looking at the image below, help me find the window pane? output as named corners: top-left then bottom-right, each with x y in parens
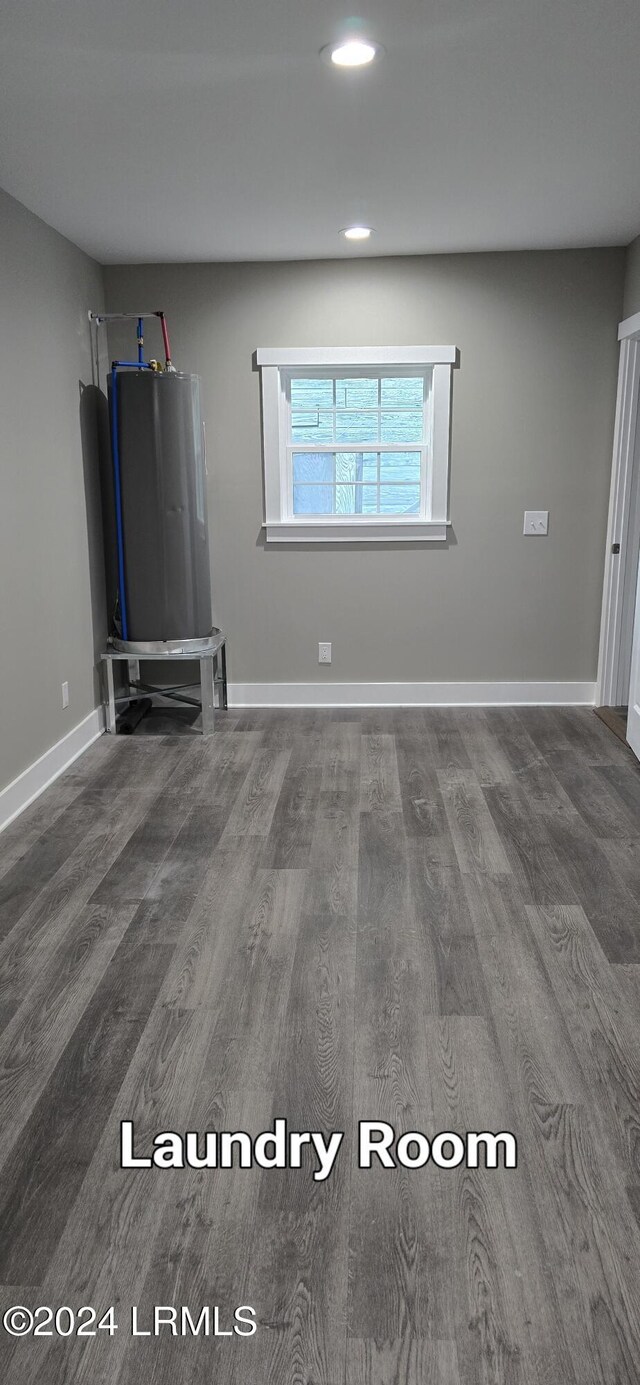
top-left (381, 376), bottom-right (424, 408)
top-left (335, 453), bottom-right (378, 482)
top-left (291, 458), bottom-right (422, 516)
top-left (379, 484), bottom-right (421, 515)
top-left (335, 377), bottom-right (378, 409)
top-left (336, 485), bottom-right (357, 514)
top-left (379, 451), bottom-right (421, 482)
top-left (335, 453), bottom-right (357, 484)
top-left (290, 377), bottom-right (333, 410)
top-left (335, 411), bottom-right (379, 444)
top-left (293, 453), bottom-right (334, 484)
top-left (334, 484), bottom-right (378, 515)
top-left (291, 410), bottom-right (334, 444)
top-left (381, 411), bottom-right (423, 444)
top-left (293, 484), bottom-right (334, 515)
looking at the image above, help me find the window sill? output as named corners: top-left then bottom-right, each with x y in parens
top-left (263, 520), bottom-right (449, 543)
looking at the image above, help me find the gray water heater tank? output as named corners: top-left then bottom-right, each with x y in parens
top-left (115, 370), bottom-right (212, 642)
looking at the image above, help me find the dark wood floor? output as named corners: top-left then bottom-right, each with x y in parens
top-left (1, 708), bottom-right (640, 1384)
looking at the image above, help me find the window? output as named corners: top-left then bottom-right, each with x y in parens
top-left (255, 347), bottom-right (456, 542)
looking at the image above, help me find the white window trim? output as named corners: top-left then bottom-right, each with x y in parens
top-left (255, 346), bottom-right (457, 543)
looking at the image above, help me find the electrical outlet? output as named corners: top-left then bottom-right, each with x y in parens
top-left (318, 642), bottom-right (332, 664)
top-left (523, 510), bottom-right (549, 536)
top-left (61, 681), bottom-right (70, 709)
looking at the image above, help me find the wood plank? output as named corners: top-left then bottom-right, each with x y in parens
top-left (246, 886), bottom-right (356, 1383)
top-left (518, 707), bottom-right (574, 760)
top-left (360, 734), bottom-right (402, 813)
top-left (358, 709), bottom-right (399, 736)
top-left (350, 805), bottom-right (447, 1344)
top-left (395, 735), bottom-right (449, 840)
top-left (542, 812), bottom-right (640, 962)
top-left (197, 866), bottom-right (307, 1092)
top-left (0, 936), bottom-right (174, 1283)
top-left (555, 708), bottom-right (635, 767)
top-left (125, 800), bottom-right (228, 945)
top-left (0, 789), bottom-right (157, 1029)
top-left (90, 794), bottom-right (191, 905)
top-left (547, 754), bottom-right (640, 838)
top-left (346, 1336), bottom-right (461, 1384)
top-left (406, 839), bottom-right (486, 1015)
top-left (261, 744), bottom-right (323, 868)
top-left (466, 871), bottom-right (640, 1383)
top-left (77, 736), bottom-right (188, 804)
top-left (483, 780), bottom-right (579, 905)
top-left (525, 1102), bottom-right (640, 1384)
top-left (426, 1015), bottom-right (577, 1385)
top-left (438, 770), bottom-right (512, 878)
top-left (457, 709), bottom-right (514, 785)
top-left (157, 835), bottom-right (267, 1011)
top-left (424, 709), bottom-right (474, 773)
top-left (0, 780), bottom-right (87, 881)
top-left (307, 789), bottom-right (359, 922)
top-left (357, 807), bottom-right (414, 931)
top-left (512, 760), bottom-right (580, 822)
top-left (256, 707), bottom-right (325, 749)
top-left (463, 873), bottom-right (588, 1107)
top-left (319, 719), bottom-right (361, 796)
top-left (0, 898), bottom-right (141, 1171)
top-left (524, 707), bottom-right (631, 773)
top-left (11, 1004), bottom-right (215, 1385)
top-left (599, 837), bottom-right (640, 908)
top-left (481, 708), bottom-right (545, 776)
top-left (614, 963), bottom-right (640, 1010)
top-left (157, 728), bottom-right (260, 800)
top-left (596, 761), bottom-right (640, 820)
top-left (0, 799), bottom-right (96, 941)
top-left (305, 720), bottom-right (360, 929)
top-left (0, 1286), bottom-right (49, 1383)
top-left (116, 1086), bottom-right (275, 1385)
top-left (219, 748), bottom-right (291, 839)
top-left (526, 904), bottom-right (640, 1184)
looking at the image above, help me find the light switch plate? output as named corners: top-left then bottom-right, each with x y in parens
top-left (523, 510), bottom-right (549, 535)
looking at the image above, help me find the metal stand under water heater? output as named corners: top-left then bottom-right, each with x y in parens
top-left (93, 312), bottom-right (225, 734)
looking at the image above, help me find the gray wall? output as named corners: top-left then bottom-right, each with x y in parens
top-left (0, 188), bottom-right (105, 793)
top-left (105, 250), bottom-right (624, 688)
top-left (623, 234), bottom-right (640, 318)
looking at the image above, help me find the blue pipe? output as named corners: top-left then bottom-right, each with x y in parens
top-left (137, 317), bottom-right (144, 365)
top-left (112, 361), bottom-right (152, 369)
top-left (109, 357), bottom-right (154, 642)
top-left (110, 366), bottom-right (129, 642)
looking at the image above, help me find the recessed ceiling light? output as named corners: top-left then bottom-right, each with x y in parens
top-left (342, 225), bottom-right (373, 241)
top-left (323, 38), bottom-right (382, 68)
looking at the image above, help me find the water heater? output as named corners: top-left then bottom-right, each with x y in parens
top-left (95, 311), bottom-right (214, 653)
top-left (112, 370), bottom-right (212, 644)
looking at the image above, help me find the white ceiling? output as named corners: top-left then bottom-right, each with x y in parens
top-left (1, 0), bottom-right (639, 264)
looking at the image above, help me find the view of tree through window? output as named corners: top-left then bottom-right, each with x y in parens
top-left (289, 373), bottom-right (428, 516)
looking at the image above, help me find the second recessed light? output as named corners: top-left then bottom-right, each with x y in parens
top-left (324, 38), bottom-right (382, 68)
top-left (342, 225), bottom-right (373, 241)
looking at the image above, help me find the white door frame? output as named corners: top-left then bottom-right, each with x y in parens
top-left (596, 310), bottom-right (640, 706)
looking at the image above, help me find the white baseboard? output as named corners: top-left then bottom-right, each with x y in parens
top-left (229, 681), bottom-right (596, 708)
top-left (0, 707), bottom-right (105, 835)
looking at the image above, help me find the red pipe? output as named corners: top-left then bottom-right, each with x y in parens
top-left (157, 312), bottom-right (172, 369)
